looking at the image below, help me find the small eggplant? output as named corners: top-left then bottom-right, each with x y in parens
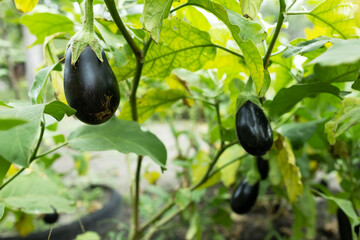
top-left (235, 100), bottom-right (273, 156)
top-left (64, 46), bottom-right (120, 125)
top-left (257, 156), bottom-right (269, 180)
top-left (230, 178), bottom-right (259, 214)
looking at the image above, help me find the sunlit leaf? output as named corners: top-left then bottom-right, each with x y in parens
top-left (119, 88), bottom-right (187, 123)
top-left (308, 0), bottom-right (357, 39)
top-left (217, 145), bottom-right (244, 187)
top-left (310, 39), bottom-right (360, 66)
top-left (115, 18), bottom-right (216, 80)
top-left (14, 0), bottom-right (38, 13)
top-left (187, 0), bottom-right (266, 94)
top-left (20, 13), bottom-right (74, 46)
top-left (144, 171), bottom-right (161, 184)
top-left (142, 0), bottom-right (173, 43)
top-left (275, 135), bottom-right (303, 203)
top-left (192, 150), bottom-right (221, 189)
top-left (325, 97), bottom-right (360, 144)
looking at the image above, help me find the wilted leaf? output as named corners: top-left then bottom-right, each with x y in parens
top-left (144, 171), bottom-right (161, 184)
top-left (275, 135), bottom-right (303, 203)
top-left (15, 214), bottom-right (34, 237)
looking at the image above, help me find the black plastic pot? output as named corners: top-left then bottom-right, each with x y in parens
top-left (1, 185), bottom-right (121, 240)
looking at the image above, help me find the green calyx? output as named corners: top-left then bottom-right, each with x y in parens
top-left (66, 0), bottom-right (103, 65)
top-left (67, 30), bottom-right (103, 65)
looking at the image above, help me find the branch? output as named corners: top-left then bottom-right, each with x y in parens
top-left (104, 0), bottom-right (143, 61)
top-left (263, 0), bottom-right (286, 69)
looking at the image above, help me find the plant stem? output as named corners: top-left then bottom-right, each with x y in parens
top-left (139, 141), bottom-right (238, 234)
top-left (84, 0), bottom-right (94, 32)
top-left (104, 0), bottom-right (143, 61)
top-left (263, 0), bottom-right (286, 69)
top-left (215, 98), bottom-right (224, 147)
top-left (132, 155), bottom-right (143, 237)
top-left (170, 3), bottom-right (190, 13)
top-left (287, 10), bottom-right (309, 15)
top-left (0, 168), bottom-right (25, 191)
top-left (34, 142), bottom-right (68, 159)
top-left (209, 154), bottom-right (247, 177)
top-left (0, 120), bottom-right (45, 191)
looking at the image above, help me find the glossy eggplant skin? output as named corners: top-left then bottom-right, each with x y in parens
top-left (257, 156), bottom-right (269, 180)
top-left (337, 208), bottom-right (352, 240)
top-left (230, 178), bottom-right (259, 214)
top-left (64, 46), bottom-right (120, 125)
top-left (235, 100), bottom-right (273, 156)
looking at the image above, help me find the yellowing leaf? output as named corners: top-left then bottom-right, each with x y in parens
top-left (144, 171), bottom-right (161, 184)
top-left (192, 150), bottom-right (221, 189)
top-left (275, 135), bottom-right (303, 203)
top-left (166, 74), bottom-right (194, 107)
top-left (15, 214), bottom-right (34, 237)
top-left (217, 145), bottom-right (244, 187)
top-left (14, 0), bottom-right (38, 13)
top-left (308, 0), bottom-right (357, 39)
top-left (119, 88), bottom-right (187, 123)
top-left (325, 97), bottom-right (360, 144)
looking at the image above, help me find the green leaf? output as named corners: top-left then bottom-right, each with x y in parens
top-left (269, 83), bottom-right (341, 119)
top-left (274, 135), bottom-right (303, 203)
top-left (0, 99), bottom-right (11, 108)
top-left (68, 118), bottom-right (167, 167)
top-left (29, 62), bottom-right (62, 104)
top-left (0, 157), bottom-right (10, 185)
top-left (191, 150), bottom-right (221, 189)
top-left (175, 188), bottom-right (192, 210)
top-left (282, 36), bottom-right (333, 58)
top-left (292, 185), bottom-right (317, 239)
top-left (316, 191), bottom-right (360, 230)
top-left (116, 18), bottom-right (216, 80)
top-left (325, 97), bottom-right (360, 144)
top-left (0, 171), bottom-right (74, 214)
top-left (313, 62), bottom-right (360, 83)
top-left (119, 88), bottom-right (187, 123)
top-left (75, 232), bottom-right (101, 240)
top-left (0, 105), bottom-right (44, 167)
top-left (277, 120), bottom-right (322, 149)
top-left (187, 0), bottom-right (265, 94)
top-left (310, 39), bottom-right (360, 66)
top-left (308, 0), bottom-right (357, 39)
top-left (0, 203), bottom-right (4, 220)
top-left (44, 100), bottom-right (76, 121)
top-left (0, 118), bottom-right (27, 130)
top-left (14, 0), bottom-right (38, 12)
top-left (142, 0), bottom-right (173, 43)
top-left (241, 0), bottom-right (263, 19)
top-left (20, 13), bottom-right (74, 46)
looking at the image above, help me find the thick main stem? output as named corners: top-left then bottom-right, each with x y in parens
top-left (84, 0), bottom-right (94, 32)
top-left (263, 0), bottom-right (286, 69)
